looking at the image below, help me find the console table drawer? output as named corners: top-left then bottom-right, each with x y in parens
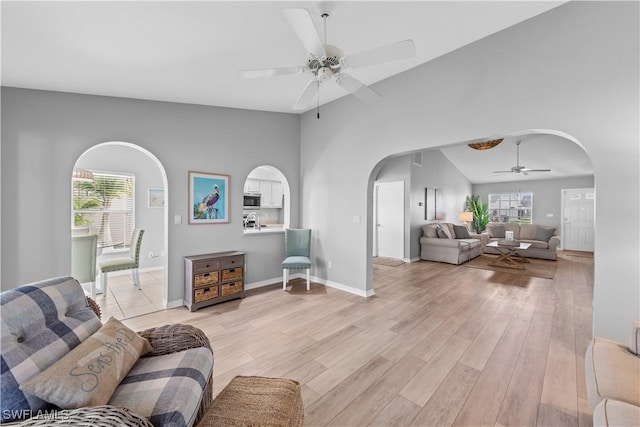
top-left (193, 260), bottom-right (221, 274)
top-left (194, 271), bottom-right (219, 288)
top-left (221, 281), bottom-right (243, 297)
top-left (222, 267), bottom-right (243, 281)
top-left (194, 286), bottom-right (219, 302)
top-left (221, 255), bottom-right (243, 269)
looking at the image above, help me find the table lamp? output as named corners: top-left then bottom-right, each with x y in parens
top-left (458, 211), bottom-right (474, 228)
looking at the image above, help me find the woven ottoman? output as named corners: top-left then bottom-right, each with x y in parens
top-left (199, 376), bottom-right (304, 427)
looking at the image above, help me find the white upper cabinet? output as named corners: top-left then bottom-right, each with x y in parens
top-left (244, 179), bottom-right (260, 193)
top-left (259, 180), bottom-right (283, 208)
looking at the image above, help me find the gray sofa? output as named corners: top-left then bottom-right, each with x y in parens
top-left (480, 222), bottom-right (560, 260)
top-left (420, 223), bottom-right (482, 265)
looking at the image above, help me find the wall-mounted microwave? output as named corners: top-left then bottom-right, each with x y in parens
top-left (243, 193), bottom-right (261, 209)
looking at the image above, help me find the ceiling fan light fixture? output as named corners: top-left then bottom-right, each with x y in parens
top-left (468, 138), bottom-right (503, 150)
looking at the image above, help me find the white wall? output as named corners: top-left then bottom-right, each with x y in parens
top-left (300, 2), bottom-right (639, 342)
top-left (1, 89), bottom-right (301, 306)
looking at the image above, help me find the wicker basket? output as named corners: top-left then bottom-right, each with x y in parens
top-left (221, 268), bottom-right (242, 281)
top-left (195, 272), bottom-right (219, 287)
top-left (221, 281), bottom-right (243, 297)
top-left (195, 286), bottom-right (219, 302)
top-left (199, 376), bottom-right (303, 427)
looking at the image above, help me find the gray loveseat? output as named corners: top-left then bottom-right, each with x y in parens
top-left (1, 276), bottom-right (213, 426)
top-left (420, 222), bottom-right (482, 265)
top-left (481, 222), bottom-right (560, 260)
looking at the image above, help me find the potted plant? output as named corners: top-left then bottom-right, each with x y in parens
top-left (465, 195), bottom-right (490, 233)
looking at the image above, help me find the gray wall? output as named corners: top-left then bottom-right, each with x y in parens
top-left (410, 149), bottom-right (473, 260)
top-left (299, 2), bottom-right (639, 342)
top-left (1, 88), bottom-right (301, 307)
top-left (374, 149), bottom-right (477, 261)
top-left (473, 175), bottom-right (595, 231)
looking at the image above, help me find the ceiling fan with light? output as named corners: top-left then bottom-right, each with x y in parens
top-left (239, 8), bottom-right (416, 115)
top-left (493, 141), bottom-right (551, 175)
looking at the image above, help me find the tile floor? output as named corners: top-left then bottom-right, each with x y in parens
top-left (83, 269), bottom-right (165, 320)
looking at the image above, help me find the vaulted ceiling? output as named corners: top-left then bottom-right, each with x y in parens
top-left (2, 1), bottom-right (593, 183)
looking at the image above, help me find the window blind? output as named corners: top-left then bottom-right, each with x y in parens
top-left (488, 192), bottom-right (533, 224)
top-left (73, 171), bottom-right (135, 248)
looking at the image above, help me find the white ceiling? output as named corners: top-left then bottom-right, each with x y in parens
top-left (439, 133), bottom-right (593, 184)
top-left (1, 0), bottom-right (593, 183)
top-left (2, 0), bottom-right (566, 114)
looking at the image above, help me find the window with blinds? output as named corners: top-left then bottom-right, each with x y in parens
top-left (488, 192), bottom-right (533, 224)
top-left (72, 171), bottom-right (135, 248)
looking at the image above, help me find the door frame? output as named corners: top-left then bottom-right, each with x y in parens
top-left (560, 187), bottom-right (595, 252)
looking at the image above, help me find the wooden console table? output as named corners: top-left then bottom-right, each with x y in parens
top-left (184, 251), bottom-right (245, 312)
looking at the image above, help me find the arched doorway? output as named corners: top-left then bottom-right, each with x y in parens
top-left (71, 141), bottom-right (169, 319)
top-left (366, 129), bottom-right (594, 294)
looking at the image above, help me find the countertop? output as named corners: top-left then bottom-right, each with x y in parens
top-left (243, 224), bottom-right (285, 235)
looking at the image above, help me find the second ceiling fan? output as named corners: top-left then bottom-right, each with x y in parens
top-left (493, 141), bottom-right (551, 175)
top-left (239, 8), bottom-right (416, 112)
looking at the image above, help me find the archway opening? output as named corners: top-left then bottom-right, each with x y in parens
top-left (71, 141), bottom-right (169, 319)
top-left (243, 165), bottom-right (291, 233)
top-left (366, 129), bottom-right (594, 294)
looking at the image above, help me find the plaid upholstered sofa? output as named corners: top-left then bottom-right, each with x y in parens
top-left (1, 276), bottom-right (213, 426)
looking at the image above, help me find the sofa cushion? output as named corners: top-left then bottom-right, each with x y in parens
top-left (487, 224), bottom-right (505, 238)
top-left (533, 226), bottom-right (556, 242)
top-left (519, 239), bottom-right (550, 249)
top-left (458, 239), bottom-right (481, 251)
top-left (436, 227), bottom-right (449, 238)
top-left (20, 317), bottom-right (152, 409)
top-left (593, 399), bottom-right (640, 427)
top-left (1, 277), bottom-right (102, 422)
top-left (109, 347), bottom-right (214, 427)
top-left (585, 337), bottom-right (640, 408)
top-left (519, 223), bottom-right (537, 239)
top-left (423, 224), bottom-right (439, 238)
top-left (453, 225), bottom-right (471, 239)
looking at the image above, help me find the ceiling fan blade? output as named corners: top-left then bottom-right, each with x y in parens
top-left (522, 169), bottom-right (551, 172)
top-left (239, 66), bottom-right (305, 79)
top-left (492, 170), bottom-right (513, 174)
top-left (293, 80), bottom-right (319, 110)
top-left (336, 73), bottom-right (381, 104)
top-left (283, 8), bottom-right (326, 58)
top-left (345, 39), bottom-right (416, 69)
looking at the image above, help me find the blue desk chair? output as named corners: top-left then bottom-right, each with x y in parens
top-left (282, 228), bottom-right (311, 291)
top-left (71, 234), bottom-right (98, 298)
top-left (98, 229), bottom-right (145, 297)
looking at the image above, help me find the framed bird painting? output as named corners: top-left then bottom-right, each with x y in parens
top-left (189, 171), bottom-right (230, 224)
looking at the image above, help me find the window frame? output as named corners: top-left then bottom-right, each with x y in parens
top-left (72, 170), bottom-right (135, 250)
top-left (488, 191), bottom-right (533, 224)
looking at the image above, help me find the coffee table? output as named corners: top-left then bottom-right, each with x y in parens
top-left (486, 241), bottom-right (532, 270)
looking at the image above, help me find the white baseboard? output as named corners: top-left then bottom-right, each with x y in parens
top-left (245, 274), bottom-right (374, 297)
top-left (165, 299), bottom-right (183, 309)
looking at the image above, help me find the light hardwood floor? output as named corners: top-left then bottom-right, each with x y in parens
top-left (123, 251), bottom-right (594, 426)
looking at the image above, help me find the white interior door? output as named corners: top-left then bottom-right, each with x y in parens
top-left (562, 188), bottom-right (595, 252)
top-left (374, 181), bottom-right (404, 260)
